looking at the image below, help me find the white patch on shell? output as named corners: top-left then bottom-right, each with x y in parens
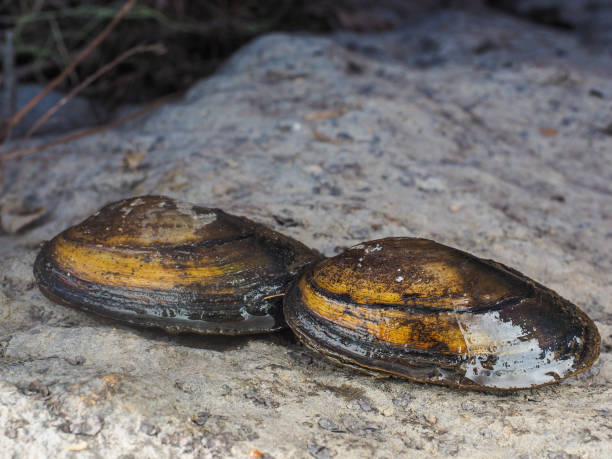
top-left (174, 200), bottom-right (216, 228)
top-left (120, 207), bottom-right (132, 217)
top-left (129, 198), bottom-right (145, 207)
top-left (395, 276), bottom-right (404, 282)
top-left (352, 244), bottom-right (365, 250)
top-left (455, 310), bottom-right (576, 389)
top-left (364, 243), bottom-right (382, 254)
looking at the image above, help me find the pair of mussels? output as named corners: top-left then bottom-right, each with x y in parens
top-left (34, 196), bottom-right (600, 391)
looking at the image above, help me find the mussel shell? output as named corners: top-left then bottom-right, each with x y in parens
top-left (284, 238), bottom-right (600, 390)
top-left (34, 196), bottom-right (322, 334)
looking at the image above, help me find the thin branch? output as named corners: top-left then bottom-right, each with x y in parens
top-left (0, 41), bottom-right (95, 87)
top-left (25, 43), bottom-right (165, 139)
top-left (2, 30), bottom-right (17, 136)
top-left (49, 16), bottom-right (78, 86)
top-left (0, 28), bottom-right (15, 191)
top-left (4, 0), bottom-right (137, 132)
top-left (2, 92), bottom-right (179, 162)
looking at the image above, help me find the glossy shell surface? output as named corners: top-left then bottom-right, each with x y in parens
top-left (34, 196), bottom-right (322, 334)
top-left (284, 238), bottom-right (600, 390)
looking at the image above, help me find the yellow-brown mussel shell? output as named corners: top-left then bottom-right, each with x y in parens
top-left (284, 238), bottom-right (600, 390)
top-left (34, 196), bottom-right (322, 334)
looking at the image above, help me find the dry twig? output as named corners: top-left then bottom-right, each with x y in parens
top-left (25, 42), bottom-right (166, 139)
top-left (1, 30), bottom-right (16, 120)
top-left (3, 0), bottom-right (137, 135)
top-left (1, 93), bottom-right (179, 162)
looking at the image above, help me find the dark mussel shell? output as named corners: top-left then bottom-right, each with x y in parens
top-left (284, 238), bottom-right (600, 390)
top-left (34, 196), bottom-right (322, 334)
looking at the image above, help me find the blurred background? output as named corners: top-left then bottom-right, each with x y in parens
top-left (1, 0), bottom-right (611, 139)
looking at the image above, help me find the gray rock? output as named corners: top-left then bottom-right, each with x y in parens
top-left (8, 84), bottom-right (110, 138)
top-left (1, 9), bottom-right (611, 458)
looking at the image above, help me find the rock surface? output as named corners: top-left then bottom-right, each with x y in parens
top-left (9, 84), bottom-right (111, 138)
top-left (1, 9), bottom-right (611, 458)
